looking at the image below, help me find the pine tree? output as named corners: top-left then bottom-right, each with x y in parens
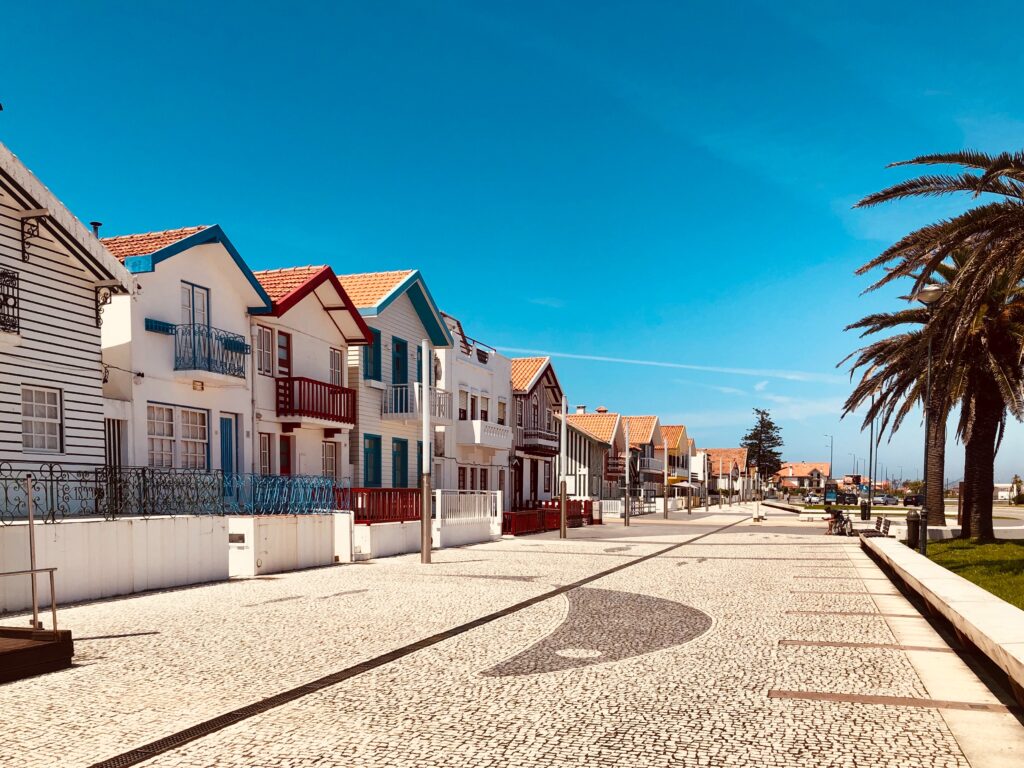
top-left (742, 408), bottom-right (783, 480)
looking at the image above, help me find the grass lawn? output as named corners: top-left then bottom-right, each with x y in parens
top-left (927, 539), bottom-right (1024, 610)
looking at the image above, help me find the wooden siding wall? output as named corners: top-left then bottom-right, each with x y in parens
top-left (0, 183), bottom-right (107, 469)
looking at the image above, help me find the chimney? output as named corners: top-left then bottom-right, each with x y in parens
top-left (90, 221), bottom-right (102, 237)
top-left (576, 405), bottom-right (587, 414)
top-left (595, 406), bottom-right (608, 414)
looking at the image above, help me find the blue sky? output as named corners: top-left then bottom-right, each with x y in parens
top-left (4, 0), bottom-right (1024, 482)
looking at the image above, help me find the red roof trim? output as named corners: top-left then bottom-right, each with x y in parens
top-left (266, 267), bottom-right (374, 345)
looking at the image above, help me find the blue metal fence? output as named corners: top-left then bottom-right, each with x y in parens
top-left (0, 464), bottom-right (350, 524)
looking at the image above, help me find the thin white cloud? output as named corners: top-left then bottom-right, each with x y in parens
top-left (498, 347), bottom-right (844, 384)
top-left (754, 380), bottom-right (769, 392)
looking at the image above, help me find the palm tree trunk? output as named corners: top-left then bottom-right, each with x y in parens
top-left (925, 402), bottom-right (946, 527)
top-left (964, 381), bottom-right (1003, 543)
top-left (959, 450), bottom-right (974, 540)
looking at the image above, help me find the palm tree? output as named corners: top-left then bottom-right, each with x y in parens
top-left (844, 254), bottom-right (1024, 540)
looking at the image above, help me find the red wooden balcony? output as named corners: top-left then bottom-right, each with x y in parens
top-left (345, 487), bottom-right (422, 524)
top-left (276, 377), bottom-right (356, 425)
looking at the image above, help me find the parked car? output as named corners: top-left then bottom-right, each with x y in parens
top-left (805, 493), bottom-right (822, 504)
top-left (903, 494), bottom-right (924, 506)
top-left (837, 492), bottom-right (858, 505)
top-left (878, 494), bottom-right (898, 506)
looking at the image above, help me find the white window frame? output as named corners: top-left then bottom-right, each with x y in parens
top-left (146, 404), bottom-right (175, 468)
top-left (179, 408), bottom-right (209, 469)
top-left (259, 433), bottom-right (273, 475)
top-left (330, 348), bottom-right (344, 386)
top-left (22, 387), bottom-right (63, 454)
top-left (256, 326), bottom-right (274, 376)
top-left (322, 441), bottom-right (339, 479)
top-left (146, 404), bottom-right (209, 469)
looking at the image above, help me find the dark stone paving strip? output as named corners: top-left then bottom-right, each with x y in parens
top-left (785, 610), bottom-right (921, 618)
top-left (87, 517), bottom-right (747, 768)
top-left (768, 689), bottom-right (1016, 713)
top-left (793, 575), bottom-right (890, 580)
top-left (779, 639), bottom-right (955, 653)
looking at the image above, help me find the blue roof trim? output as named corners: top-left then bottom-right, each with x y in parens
top-left (362, 270), bottom-right (453, 348)
top-left (123, 225), bottom-right (273, 313)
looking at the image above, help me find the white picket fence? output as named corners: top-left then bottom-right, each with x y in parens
top-left (433, 490), bottom-right (502, 546)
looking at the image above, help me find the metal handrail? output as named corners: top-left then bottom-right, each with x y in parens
top-left (0, 567), bottom-right (58, 638)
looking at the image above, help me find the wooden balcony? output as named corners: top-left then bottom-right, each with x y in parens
top-left (276, 377), bottom-right (356, 426)
top-left (515, 426), bottom-right (559, 456)
top-left (639, 456), bottom-right (664, 474)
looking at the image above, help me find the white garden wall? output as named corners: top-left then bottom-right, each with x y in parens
top-left (0, 516), bottom-right (228, 613)
top-left (227, 514), bottom-right (350, 577)
top-left (353, 521), bottom-right (423, 560)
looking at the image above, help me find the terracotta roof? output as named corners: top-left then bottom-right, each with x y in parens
top-left (773, 462), bottom-right (831, 480)
top-left (510, 357), bottom-right (549, 392)
top-left (253, 266), bottom-right (329, 302)
top-left (335, 270), bottom-right (415, 309)
top-left (623, 416), bottom-right (657, 447)
top-left (705, 447), bottom-right (750, 476)
top-left (101, 226), bottom-right (210, 262)
top-left (661, 425), bottom-right (687, 450)
top-left (565, 412), bottom-right (619, 444)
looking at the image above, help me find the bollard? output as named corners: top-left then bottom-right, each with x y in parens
top-left (860, 499), bottom-right (870, 521)
top-left (906, 509), bottom-right (920, 550)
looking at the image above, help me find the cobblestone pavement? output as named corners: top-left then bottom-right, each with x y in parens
top-left (2, 505), bottom-right (1022, 767)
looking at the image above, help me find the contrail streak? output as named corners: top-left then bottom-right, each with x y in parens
top-left (497, 347), bottom-right (844, 384)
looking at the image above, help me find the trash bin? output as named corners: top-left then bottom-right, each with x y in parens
top-left (860, 499), bottom-right (871, 521)
top-left (906, 509), bottom-right (920, 549)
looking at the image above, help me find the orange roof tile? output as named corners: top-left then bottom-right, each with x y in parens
top-left (565, 412), bottom-right (619, 444)
top-left (510, 357), bottom-right (549, 392)
top-left (773, 462), bottom-right (831, 479)
top-left (623, 416), bottom-right (657, 447)
top-left (101, 226), bottom-right (210, 262)
top-left (253, 265), bottom-right (329, 302)
top-left (705, 448), bottom-right (750, 476)
top-left (335, 270), bottom-right (415, 309)
top-left (661, 425), bottom-right (686, 449)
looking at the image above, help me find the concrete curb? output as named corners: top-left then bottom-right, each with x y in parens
top-left (862, 535), bottom-right (1024, 707)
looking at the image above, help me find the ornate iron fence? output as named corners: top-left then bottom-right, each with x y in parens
top-left (173, 323), bottom-right (250, 378)
top-left (0, 269), bottom-right (18, 334)
top-left (0, 464), bottom-right (349, 523)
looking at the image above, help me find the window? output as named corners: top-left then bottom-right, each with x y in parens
top-left (458, 466), bottom-right (466, 490)
top-left (180, 283), bottom-right (209, 326)
top-left (459, 390), bottom-right (469, 421)
top-left (481, 396), bottom-right (490, 422)
top-left (279, 435), bottom-right (293, 475)
top-left (546, 408), bottom-right (553, 432)
top-left (363, 328), bottom-right (382, 380)
top-left (470, 395), bottom-right (478, 421)
top-left (22, 387), bottom-right (63, 453)
top-left (146, 405), bottom-right (174, 467)
top-left (543, 461), bottom-right (551, 493)
top-left (363, 435), bottom-right (382, 487)
top-left (277, 331), bottom-right (292, 377)
top-left (498, 470), bottom-right (505, 494)
top-left (392, 438), bottom-right (409, 488)
top-left (256, 327), bottom-right (273, 375)
top-left (516, 400), bottom-right (523, 427)
top-left (469, 467), bottom-right (477, 490)
top-left (322, 441), bottom-right (338, 479)
top-left (531, 396), bottom-right (539, 428)
top-left (180, 408), bottom-right (208, 469)
top-left (497, 400), bottom-right (506, 426)
top-left (416, 345), bottom-right (422, 383)
top-left (330, 348), bottom-right (343, 386)
top-left (259, 433), bottom-right (272, 474)
top-left (479, 468), bottom-right (488, 491)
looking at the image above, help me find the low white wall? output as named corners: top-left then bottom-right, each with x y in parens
top-left (353, 521), bottom-right (422, 560)
top-left (434, 518), bottom-right (497, 548)
top-left (0, 516), bottom-right (229, 613)
top-left (227, 514), bottom-right (340, 577)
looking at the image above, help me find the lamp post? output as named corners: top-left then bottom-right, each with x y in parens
top-left (559, 395), bottom-right (567, 539)
top-left (624, 420), bottom-right (631, 527)
top-left (420, 339), bottom-right (432, 564)
top-left (663, 437), bottom-right (669, 519)
top-left (824, 434), bottom-right (833, 480)
top-left (914, 283), bottom-right (944, 555)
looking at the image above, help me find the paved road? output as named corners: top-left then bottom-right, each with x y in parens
top-left (2, 506), bottom-right (1022, 767)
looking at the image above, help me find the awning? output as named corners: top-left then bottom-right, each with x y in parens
top-left (671, 481), bottom-right (698, 489)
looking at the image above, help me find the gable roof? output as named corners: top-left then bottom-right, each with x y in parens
top-left (510, 357), bottom-right (549, 392)
top-left (773, 461), bottom-right (831, 479)
top-left (252, 265), bottom-right (373, 345)
top-left (623, 416), bottom-right (660, 447)
top-left (565, 412), bottom-right (620, 445)
top-left (101, 226), bottom-right (210, 262)
top-left (705, 447), bottom-right (750, 476)
top-left (0, 141), bottom-right (131, 291)
top-left (336, 269), bottom-right (452, 348)
top-left (661, 424), bottom-right (689, 452)
top-left (101, 224), bottom-right (272, 312)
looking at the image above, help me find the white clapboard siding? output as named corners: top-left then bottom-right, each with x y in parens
top-left (347, 292), bottom-right (436, 488)
top-left (0, 185), bottom-right (109, 471)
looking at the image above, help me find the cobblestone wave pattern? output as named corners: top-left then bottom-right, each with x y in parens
top-left (483, 586), bottom-right (712, 676)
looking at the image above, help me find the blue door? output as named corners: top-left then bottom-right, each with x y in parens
top-left (392, 337), bottom-right (409, 413)
top-left (220, 416), bottom-right (235, 475)
top-left (392, 438), bottom-right (408, 488)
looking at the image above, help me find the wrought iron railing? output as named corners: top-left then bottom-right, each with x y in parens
top-left (174, 323), bottom-right (250, 378)
top-left (276, 376), bottom-right (356, 424)
top-left (0, 269), bottom-right (19, 334)
top-left (0, 463), bottom-right (349, 523)
top-left (381, 384), bottom-right (453, 420)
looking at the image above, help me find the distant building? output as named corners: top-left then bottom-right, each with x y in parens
top-left (772, 462), bottom-right (831, 491)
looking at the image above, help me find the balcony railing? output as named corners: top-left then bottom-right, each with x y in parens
top-left (456, 419), bottom-right (512, 449)
top-left (0, 269), bottom-right (18, 334)
top-left (639, 456), bottom-right (664, 473)
top-left (174, 323), bottom-right (250, 378)
top-left (604, 454), bottom-right (626, 478)
top-left (381, 383), bottom-right (453, 421)
top-left (514, 426), bottom-right (559, 455)
top-left (276, 377), bottom-right (356, 425)
top-left (347, 487), bottom-right (422, 524)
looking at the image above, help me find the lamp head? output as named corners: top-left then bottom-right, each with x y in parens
top-left (915, 283), bottom-right (945, 306)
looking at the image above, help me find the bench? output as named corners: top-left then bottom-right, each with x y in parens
top-left (860, 517), bottom-right (891, 539)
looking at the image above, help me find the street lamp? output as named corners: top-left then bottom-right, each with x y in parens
top-left (824, 434), bottom-right (833, 480)
top-left (914, 282), bottom-right (945, 555)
